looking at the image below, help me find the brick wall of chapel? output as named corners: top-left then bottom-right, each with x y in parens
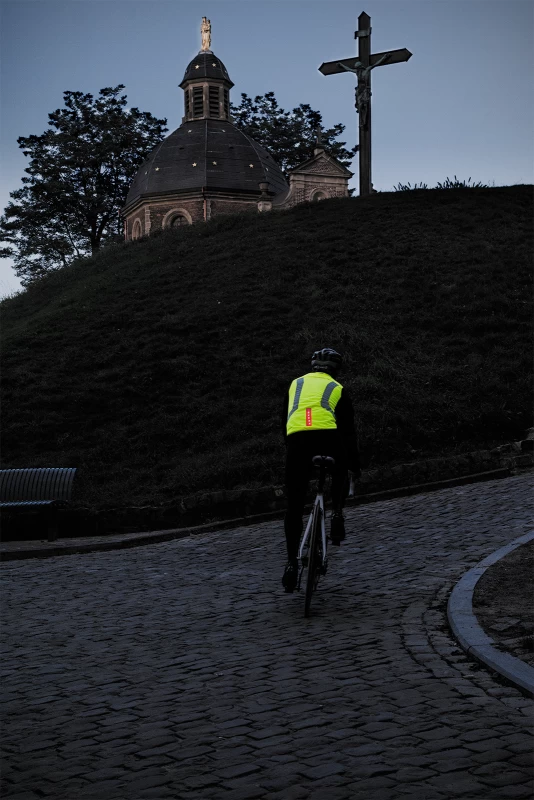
top-left (149, 200), bottom-right (205, 231)
top-left (125, 197), bottom-right (259, 240)
top-left (208, 199), bottom-right (258, 220)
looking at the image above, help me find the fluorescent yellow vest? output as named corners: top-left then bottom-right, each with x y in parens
top-left (286, 372), bottom-right (342, 436)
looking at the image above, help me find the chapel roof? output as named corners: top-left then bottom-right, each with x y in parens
top-left (180, 52), bottom-right (234, 88)
top-left (124, 119), bottom-right (288, 209)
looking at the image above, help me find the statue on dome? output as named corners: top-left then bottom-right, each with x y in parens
top-left (201, 17), bottom-right (211, 51)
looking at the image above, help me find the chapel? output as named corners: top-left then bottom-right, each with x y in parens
top-left (122, 19), bottom-right (352, 240)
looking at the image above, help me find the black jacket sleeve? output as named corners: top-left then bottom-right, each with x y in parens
top-left (335, 388), bottom-right (361, 475)
top-left (282, 391), bottom-right (289, 443)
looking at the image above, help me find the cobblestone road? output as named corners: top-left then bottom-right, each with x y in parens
top-left (1, 474), bottom-right (533, 800)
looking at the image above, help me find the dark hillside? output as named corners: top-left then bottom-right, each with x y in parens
top-left (1, 185), bottom-right (532, 507)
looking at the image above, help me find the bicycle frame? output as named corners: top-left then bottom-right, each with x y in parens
top-left (298, 456), bottom-right (332, 572)
top-left (298, 490), bottom-right (327, 569)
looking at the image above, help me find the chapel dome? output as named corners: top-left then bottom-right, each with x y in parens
top-left (124, 119), bottom-right (288, 209)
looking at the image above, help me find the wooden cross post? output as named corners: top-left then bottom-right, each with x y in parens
top-left (319, 11), bottom-right (412, 197)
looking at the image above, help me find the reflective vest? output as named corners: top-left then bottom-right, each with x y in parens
top-left (286, 372), bottom-right (343, 436)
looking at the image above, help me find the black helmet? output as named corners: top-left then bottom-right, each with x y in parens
top-left (311, 348), bottom-right (343, 373)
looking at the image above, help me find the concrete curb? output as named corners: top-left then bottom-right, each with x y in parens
top-left (447, 530), bottom-right (534, 698)
top-left (0, 513), bottom-right (283, 562)
top-left (0, 467), bottom-right (516, 562)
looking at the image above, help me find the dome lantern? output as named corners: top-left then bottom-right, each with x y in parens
top-left (179, 18), bottom-right (234, 123)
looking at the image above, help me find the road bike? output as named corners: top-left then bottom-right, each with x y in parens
top-left (297, 455), bottom-right (336, 618)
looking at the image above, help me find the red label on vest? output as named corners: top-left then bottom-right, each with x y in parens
top-left (305, 408), bottom-right (312, 427)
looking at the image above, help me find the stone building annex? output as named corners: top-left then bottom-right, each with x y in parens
top-left (122, 19), bottom-right (352, 240)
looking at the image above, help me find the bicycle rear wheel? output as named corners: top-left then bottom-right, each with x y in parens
top-left (304, 505), bottom-right (322, 618)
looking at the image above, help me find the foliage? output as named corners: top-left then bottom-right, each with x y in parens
top-left (231, 91), bottom-right (358, 176)
top-left (1, 185), bottom-right (532, 508)
top-left (435, 176), bottom-right (490, 189)
top-left (394, 175), bottom-right (490, 192)
top-left (0, 86), bottom-right (167, 285)
top-left (393, 181), bottom-right (430, 191)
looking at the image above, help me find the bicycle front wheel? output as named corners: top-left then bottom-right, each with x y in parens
top-left (304, 505), bottom-right (322, 618)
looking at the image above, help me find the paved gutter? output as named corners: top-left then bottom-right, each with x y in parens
top-left (447, 529), bottom-right (534, 698)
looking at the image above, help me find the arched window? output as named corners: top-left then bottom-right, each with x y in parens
top-left (132, 219), bottom-right (142, 240)
top-left (169, 215), bottom-right (188, 228)
top-left (311, 190), bottom-right (327, 202)
top-left (162, 208), bottom-right (193, 229)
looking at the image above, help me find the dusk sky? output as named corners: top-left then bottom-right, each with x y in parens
top-left (1, 0), bottom-right (532, 297)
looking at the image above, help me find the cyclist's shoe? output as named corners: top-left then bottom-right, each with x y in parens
top-left (282, 558), bottom-right (299, 593)
top-left (330, 512), bottom-right (346, 546)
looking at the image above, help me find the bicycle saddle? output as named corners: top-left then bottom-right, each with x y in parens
top-left (312, 455), bottom-right (336, 470)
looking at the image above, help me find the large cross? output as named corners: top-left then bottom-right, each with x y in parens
top-left (319, 11), bottom-right (412, 197)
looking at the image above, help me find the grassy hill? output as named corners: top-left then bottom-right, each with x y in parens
top-left (1, 185), bottom-right (532, 508)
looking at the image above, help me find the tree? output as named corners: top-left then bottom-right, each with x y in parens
top-left (231, 91), bottom-right (358, 176)
top-left (0, 86), bottom-right (167, 285)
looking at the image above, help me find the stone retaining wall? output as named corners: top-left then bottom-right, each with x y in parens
top-left (2, 440), bottom-right (532, 541)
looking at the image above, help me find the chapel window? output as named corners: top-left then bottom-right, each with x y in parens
top-left (223, 89), bottom-right (229, 118)
top-left (209, 86), bottom-right (220, 117)
top-left (192, 86), bottom-right (204, 117)
top-left (170, 215), bottom-right (188, 227)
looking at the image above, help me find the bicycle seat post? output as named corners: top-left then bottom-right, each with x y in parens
top-left (318, 461), bottom-right (327, 493)
top-left (312, 455), bottom-right (335, 493)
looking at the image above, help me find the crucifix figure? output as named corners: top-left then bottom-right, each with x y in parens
top-left (319, 12), bottom-right (412, 197)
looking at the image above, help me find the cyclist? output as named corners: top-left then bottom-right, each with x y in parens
top-left (281, 348), bottom-right (361, 592)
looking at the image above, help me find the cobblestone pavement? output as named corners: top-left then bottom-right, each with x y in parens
top-left (1, 474), bottom-right (533, 800)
